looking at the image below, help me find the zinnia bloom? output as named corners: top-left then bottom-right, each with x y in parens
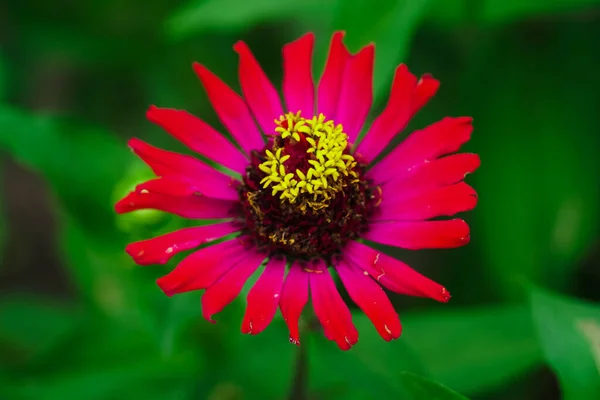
top-left (115, 32), bottom-right (479, 350)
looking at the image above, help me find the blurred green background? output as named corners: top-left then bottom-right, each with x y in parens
top-left (1, 0), bottom-right (600, 399)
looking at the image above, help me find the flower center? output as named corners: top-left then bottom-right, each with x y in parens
top-left (239, 112), bottom-right (380, 260)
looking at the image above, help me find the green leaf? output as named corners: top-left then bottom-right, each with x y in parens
top-left (531, 287), bottom-right (600, 400)
top-left (332, 0), bottom-right (433, 102)
top-left (0, 106), bottom-right (130, 232)
top-left (399, 371), bottom-right (470, 400)
top-left (165, 0), bottom-right (334, 39)
top-left (0, 295), bottom-right (80, 368)
top-left (401, 305), bottom-right (543, 395)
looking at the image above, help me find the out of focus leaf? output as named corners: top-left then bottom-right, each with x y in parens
top-left (401, 305), bottom-right (542, 395)
top-left (332, 0), bottom-right (433, 102)
top-left (165, 0), bottom-right (334, 39)
top-left (428, 0), bottom-right (600, 26)
top-left (464, 24), bottom-right (600, 297)
top-left (310, 315), bottom-right (422, 398)
top-left (531, 287), bottom-right (600, 400)
top-left (0, 295), bottom-right (79, 368)
top-left (399, 371), bottom-right (470, 400)
top-left (0, 106), bottom-right (130, 233)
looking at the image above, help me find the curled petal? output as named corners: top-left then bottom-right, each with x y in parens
top-left (193, 63), bottom-right (265, 155)
top-left (283, 33), bottom-right (315, 118)
top-left (114, 177), bottom-right (237, 219)
top-left (128, 138), bottom-right (240, 200)
top-left (317, 31), bottom-right (351, 121)
top-left (336, 44), bottom-right (374, 143)
top-left (156, 239), bottom-right (249, 297)
top-left (368, 117), bottom-right (473, 183)
top-left (375, 182), bottom-right (478, 221)
top-left (343, 241), bottom-right (450, 302)
top-left (279, 263), bottom-right (309, 346)
top-left (412, 74), bottom-right (440, 113)
top-left (383, 153), bottom-right (481, 197)
top-left (234, 41), bottom-right (284, 134)
top-left (336, 259), bottom-right (401, 341)
top-left (364, 219), bottom-right (470, 250)
top-left (309, 260), bottom-right (358, 350)
top-left (146, 106), bottom-right (247, 174)
top-left (202, 251), bottom-right (266, 322)
top-left (242, 257), bottom-right (286, 335)
top-left (125, 222), bottom-right (239, 266)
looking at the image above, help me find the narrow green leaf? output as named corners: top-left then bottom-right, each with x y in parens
top-left (399, 371), bottom-right (470, 400)
top-left (531, 287), bottom-right (600, 400)
top-left (165, 0), bottom-right (334, 39)
top-left (401, 305), bottom-right (543, 395)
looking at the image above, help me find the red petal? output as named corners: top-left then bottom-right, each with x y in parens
top-left (336, 259), bottom-right (401, 341)
top-left (364, 219), bottom-right (470, 250)
top-left (234, 41), bottom-right (284, 134)
top-left (368, 117), bottom-right (473, 183)
top-left (279, 262), bottom-right (309, 346)
top-left (128, 138), bottom-right (240, 201)
top-left (336, 44), bottom-right (374, 143)
top-left (114, 178), bottom-right (237, 219)
top-left (309, 261), bottom-right (358, 350)
top-left (283, 33), bottom-right (315, 118)
top-left (383, 153), bottom-right (481, 197)
top-left (156, 239), bottom-right (248, 297)
top-left (317, 31), bottom-right (351, 121)
top-left (412, 74), bottom-right (440, 113)
top-left (375, 182), bottom-right (478, 221)
top-left (343, 241), bottom-right (450, 302)
top-left (125, 222), bottom-right (239, 266)
top-left (241, 257), bottom-right (286, 334)
top-left (355, 64), bottom-right (417, 160)
top-left (193, 63), bottom-right (265, 154)
top-left (202, 251), bottom-right (266, 322)
top-left (146, 106), bottom-right (247, 174)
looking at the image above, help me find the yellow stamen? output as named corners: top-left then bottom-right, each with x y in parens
top-left (258, 112), bottom-right (358, 211)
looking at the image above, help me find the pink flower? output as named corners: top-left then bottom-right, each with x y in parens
top-left (115, 32), bottom-right (479, 350)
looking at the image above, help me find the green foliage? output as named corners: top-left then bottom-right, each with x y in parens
top-left (1, 0), bottom-right (599, 399)
top-left (531, 287), bottom-right (600, 400)
top-left (399, 371), bottom-right (470, 400)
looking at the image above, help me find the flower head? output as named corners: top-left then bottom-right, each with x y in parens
top-left (115, 32), bottom-right (479, 350)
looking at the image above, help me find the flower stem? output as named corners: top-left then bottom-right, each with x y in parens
top-left (287, 342), bottom-right (308, 400)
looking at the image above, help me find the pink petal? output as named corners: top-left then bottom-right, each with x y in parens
top-left (383, 153), bottom-right (481, 198)
top-left (308, 260), bottom-right (358, 350)
top-left (343, 241), bottom-right (450, 302)
top-left (368, 117), bottom-right (473, 184)
top-left (114, 178), bottom-right (237, 219)
top-left (156, 238), bottom-right (249, 297)
top-left (146, 106), bottom-right (248, 174)
top-left (241, 257), bottom-right (286, 335)
top-left (336, 43), bottom-right (374, 144)
top-left (336, 259), bottom-right (401, 341)
top-left (317, 31), bottom-right (351, 121)
top-left (234, 41), bottom-right (284, 134)
top-left (283, 33), bottom-right (315, 117)
top-left (193, 62), bottom-right (265, 155)
top-left (279, 263), bottom-right (309, 346)
top-left (364, 219), bottom-right (470, 250)
top-left (202, 251), bottom-right (266, 322)
top-left (375, 182), bottom-right (478, 221)
top-left (354, 64), bottom-right (417, 160)
top-left (125, 222), bottom-right (239, 266)
top-left (128, 138), bottom-right (240, 201)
